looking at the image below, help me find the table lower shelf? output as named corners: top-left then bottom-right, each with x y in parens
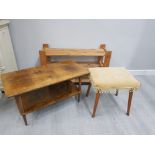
top-left (18, 81), bottom-right (80, 115)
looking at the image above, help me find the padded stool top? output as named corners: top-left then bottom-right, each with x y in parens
top-left (89, 67), bottom-right (140, 92)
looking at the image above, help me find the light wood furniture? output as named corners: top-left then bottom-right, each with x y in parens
top-left (1, 61), bottom-right (89, 125)
top-left (39, 43), bottom-right (112, 84)
top-left (86, 67), bottom-right (140, 117)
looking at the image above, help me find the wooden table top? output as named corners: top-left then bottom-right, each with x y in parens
top-left (1, 61), bottom-right (89, 97)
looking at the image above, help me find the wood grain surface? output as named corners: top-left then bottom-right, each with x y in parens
top-left (1, 61), bottom-right (89, 97)
top-left (44, 48), bottom-right (106, 56)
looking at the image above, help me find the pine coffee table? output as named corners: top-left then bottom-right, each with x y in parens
top-left (1, 61), bottom-right (89, 125)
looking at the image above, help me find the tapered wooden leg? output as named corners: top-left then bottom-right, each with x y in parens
top-left (115, 89), bottom-right (119, 96)
top-left (78, 77), bottom-right (81, 102)
top-left (22, 115), bottom-right (28, 126)
top-left (86, 83), bottom-right (91, 97)
top-left (15, 95), bottom-right (28, 125)
top-left (78, 94), bottom-right (80, 102)
top-left (127, 90), bottom-right (133, 116)
top-left (1, 90), bottom-right (5, 94)
top-left (92, 92), bottom-right (100, 117)
top-left (78, 96), bottom-right (80, 102)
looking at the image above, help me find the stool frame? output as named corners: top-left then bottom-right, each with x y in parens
top-left (86, 84), bottom-right (134, 117)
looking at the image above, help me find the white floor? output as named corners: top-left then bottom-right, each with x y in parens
top-left (0, 75), bottom-right (155, 135)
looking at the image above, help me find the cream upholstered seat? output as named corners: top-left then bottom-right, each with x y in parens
top-left (89, 67), bottom-right (140, 92)
top-left (86, 67), bottom-right (140, 117)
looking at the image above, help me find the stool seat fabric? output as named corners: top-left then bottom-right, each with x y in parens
top-left (89, 67), bottom-right (140, 92)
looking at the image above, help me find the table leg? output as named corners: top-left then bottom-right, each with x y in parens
top-left (22, 115), bottom-right (28, 126)
top-left (86, 83), bottom-right (91, 97)
top-left (127, 89), bottom-right (133, 116)
top-left (92, 92), bottom-right (100, 117)
top-left (15, 95), bottom-right (28, 125)
top-left (115, 89), bottom-right (119, 96)
top-left (78, 77), bottom-right (81, 102)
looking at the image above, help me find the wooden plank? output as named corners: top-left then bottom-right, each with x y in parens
top-left (99, 44), bottom-right (106, 49)
top-left (71, 78), bottom-right (90, 84)
top-left (48, 61), bottom-right (100, 84)
top-left (43, 44), bottom-right (49, 49)
top-left (103, 51), bottom-right (112, 67)
top-left (44, 48), bottom-right (106, 56)
top-left (77, 62), bottom-right (101, 68)
top-left (1, 61), bottom-right (89, 97)
top-left (15, 95), bottom-right (25, 114)
top-left (98, 44), bottom-right (106, 67)
top-left (71, 74), bottom-right (90, 84)
top-left (20, 81), bottom-right (80, 115)
top-left (51, 61), bottom-right (101, 68)
top-left (39, 50), bottom-right (50, 65)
